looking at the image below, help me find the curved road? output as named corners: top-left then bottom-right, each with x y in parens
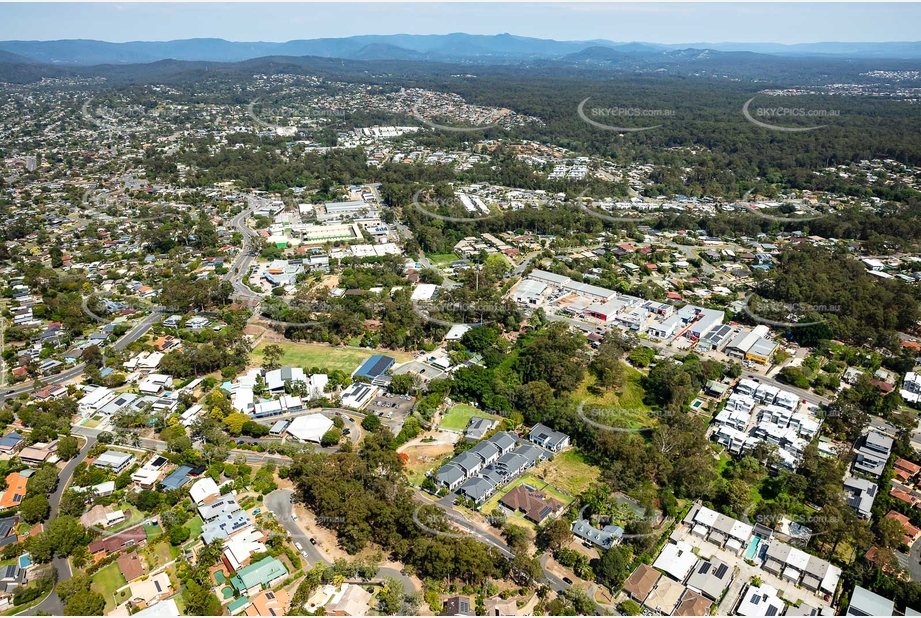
top-left (20, 434), bottom-right (98, 616)
top-left (265, 489), bottom-right (417, 594)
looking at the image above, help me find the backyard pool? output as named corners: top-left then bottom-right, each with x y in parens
top-left (744, 536), bottom-right (761, 561)
top-left (18, 554), bottom-right (31, 569)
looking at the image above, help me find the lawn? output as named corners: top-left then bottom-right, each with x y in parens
top-left (574, 367), bottom-right (658, 430)
top-left (91, 562), bottom-right (127, 613)
top-left (425, 253), bottom-right (458, 264)
top-left (108, 503), bottom-right (145, 533)
top-left (144, 522), bottom-right (163, 540)
top-left (251, 341), bottom-right (413, 374)
top-left (144, 541), bottom-right (175, 570)
top-left (530, 449), bottom-right (600, 496)
top-left (439, 404), bottom-right (500, 431)
top-left (186, 516), bottom-right (203, 538)
top-left (481, 474), bottom-right (574, 517)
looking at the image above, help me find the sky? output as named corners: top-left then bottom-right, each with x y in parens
top-left (1, 3), bottom-right (919, 45)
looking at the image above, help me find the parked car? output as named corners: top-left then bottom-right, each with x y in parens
top-left (562, 577), bottom-right (574, 585)
top-left (309, 538), bottom-right (317, 545)
top-left (295, 542), bottom-right (303, 551)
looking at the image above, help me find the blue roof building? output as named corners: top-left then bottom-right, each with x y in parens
top-left (353, 354), bottom-right (395, 379)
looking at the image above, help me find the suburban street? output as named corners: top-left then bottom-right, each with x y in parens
top-left (265, 489), bottom-right (418, 595)
top-left (20, 434), bottom-right (98, 616)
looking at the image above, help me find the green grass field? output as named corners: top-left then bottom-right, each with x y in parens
top-left (425, 253), bottom-right (458, 264)
top-left (251, 341), bottom-right (414, 374)
top-left (108, 503), bottom-right (145, 533)
top-left (574, 367), bottom-right (659, 430)
top-left (186, 516), bottom-right (203, 538)
top-left (144, 541), bottom-right (174, 570)
top-left (91, 562), bottom-right (127, 612)
top-left (531, 449), bottom-right (600, 496)
top-left (144, 522), bottom-right (163, 540)
top-left (439, 404), bottom-right (500, 431)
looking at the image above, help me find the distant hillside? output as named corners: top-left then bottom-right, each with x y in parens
top-left (1, 34), bottom-right (920, 67)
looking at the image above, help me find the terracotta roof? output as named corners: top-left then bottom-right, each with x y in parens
top-left (673, 589), bottom-right (712, 617)
top-left (622, 563), bottom-right (660, 603)
top-left (498, 485), bottom-right (563, 523)
top-left (117, 552), bottom-right (146, 582)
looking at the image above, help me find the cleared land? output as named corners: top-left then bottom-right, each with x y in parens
top-left (401, 442), bottom-right (457, 486)
top-left (439, 404), bottom-right (500, 431)
top-left (91, 562), bottom-right (127, 612)
top-left (530, 449), bottom-right (600, 496)
top-left (574, 367), bottom-right (658, 430)
top-left (251, 341), bottom-right (413, 374)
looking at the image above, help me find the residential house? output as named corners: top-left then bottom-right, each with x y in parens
top-left (93, 451), bottom-right (135, 474)
top-left (0, 432), bottom-right (24, 454)
top-left (117, 552), bottom-right (147, 582)
top-left (88, 528), bottom-right (147, 562)
top-left (499, 485), bottom-right (563, 524)
top-left (442, 596), bottom-right (474, 616)
top-left (126, 572), bottom-right (172, 609)
top-left (622, 563), bottom-right (660, 604)
top-left (685, 558), bottom-right (733, 601)
top-left (81, 504), bottom-right (127, 530)
top-left (761, 538), bottom-right (841, 595)
top-left (324, 583), bottom-right (373, 616)
top-left (736, 583), bottom-right (785, 617)
top-left (0, 473), bottom-right (28, 509)
top-left (245, 589), bottom-right (290, 617)
top-left (528, 423), bottom-right (570, 452)
top-left (229, 557), bottom-right (288, 596)
top-left (189, 477), bottom-right (220, 506)
top-left (846, 586), bottom-right (895, 617)
top-left (572, 519), bottom-right (623, 550)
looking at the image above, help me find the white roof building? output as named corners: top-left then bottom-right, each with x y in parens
top-left (410, 283), bottom-right (439, 302)
top-left (286, 414), bottom-right (334, 443)
top-left (189, 477), bottom-right (220, 506)
top-left (653, 541), bottom-right (698, 582)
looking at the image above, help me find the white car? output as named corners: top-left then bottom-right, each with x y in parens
top-left (294, 542), bottom-right (303, 551)
top-left (292, 514), bottom-right (298, 521)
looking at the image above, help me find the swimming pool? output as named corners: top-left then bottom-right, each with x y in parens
top-left (744, 537), bottom-right (761, 561)
top-left (18, 554), bottom-right (32, 568)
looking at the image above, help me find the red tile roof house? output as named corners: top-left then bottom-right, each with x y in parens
top-left (884, 510), bottom-right (921, 545)
top-left (88, 528), bottom-right (147, 563)
top-left (890, 487), bottom-right (919, 508)
top-left (894, 458), bottom-right (921, 484)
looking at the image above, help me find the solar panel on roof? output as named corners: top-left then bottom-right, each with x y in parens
top-left (714, 564), bottom-right (728, 579)
top-left (766, 607), bottom-right (778, 616)
top-left (154, 581), bottom-right (162, 592)
top-left (698, 562), bottom-right (711, 574)
top-left (751, 595), bottom-right (760, 605)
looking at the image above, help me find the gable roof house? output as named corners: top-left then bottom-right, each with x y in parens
top-left (528, 423), bottom-right (570, 452)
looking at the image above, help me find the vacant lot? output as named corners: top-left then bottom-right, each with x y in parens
top-left (401, 442), bottom-right (457, 486)
top-left (251, 341), bottom-right (413, 374)
top-left (439, 404), bottom-right (500, 432)
top-left (531, 449), bottom-right (600, 496)
top-left (91, 562), bottom-right (127, 613)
